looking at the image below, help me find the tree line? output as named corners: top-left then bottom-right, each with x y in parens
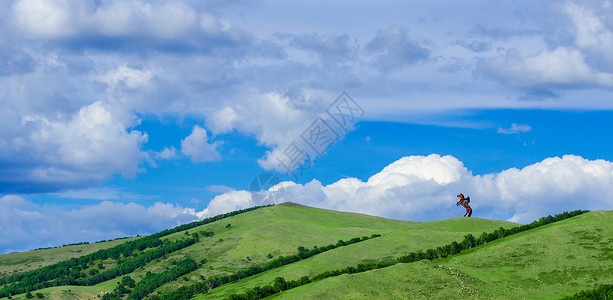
top-left (0, 203), bottom-right (265, 298)
top-left (0, 237), bottom-right (198, 297)
top-left (562, 284), bottom-right (613, 299)
top-left (100, 258), bottom-right (199, 300)
top-left (149, 234), bottom-right (382, 300)
top-left (228, 210), bottom-right (590, 300)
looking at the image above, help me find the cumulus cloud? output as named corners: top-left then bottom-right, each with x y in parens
top-left (199, 190), bottom-right (255, 217)
top-left (155, 146), bottom-right (178, 160)
top-left (498, 123), bottom-right (532, 134)
top-left (181, 125), bottom-right (222, 163)
top-left (0, 195), bottom-right (204, 253)
top-left (206, 91), bottom-right (329, 171)
top-left (12, 0), bottom-right (78, 39)
top-left (0, 101), bottom-right (147, 193)
top-left (201, 154), bottom-right (613, 224)
top-left (96, 65), bottom-right (153, 90)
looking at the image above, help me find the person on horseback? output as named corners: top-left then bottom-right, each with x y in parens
top-left (456, 193), bottom-right (473, 217)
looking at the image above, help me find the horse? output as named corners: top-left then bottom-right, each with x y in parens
top-left (456, 193), bottom-right (473, 217)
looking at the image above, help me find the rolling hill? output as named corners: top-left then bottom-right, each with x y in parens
top-left (272, 210), bottom-right (613, 299)
top-left (0, 202), bottom-right (608, 299)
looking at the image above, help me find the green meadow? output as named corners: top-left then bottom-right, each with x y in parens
top-left (0, 203), bottom-right (610, 299)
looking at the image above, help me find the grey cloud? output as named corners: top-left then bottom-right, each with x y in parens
top-left (474, 47), bottom-right (613, 96)
top-left (10, 0), bottom-right (252, 54)
top-left (455, 39), bottom-right (490, 53)
top-left (285, 33), bottom-right (357, 66)
top-left (470, 24), bottom-right (542, 40)
top-left (365, 25), bottom-right (430, 72)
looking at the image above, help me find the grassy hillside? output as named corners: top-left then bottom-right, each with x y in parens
top-left (0, 237), bottom-right (137, 276)
top-left (1, 203), bottom-right (605, 300)
top-left (267, 210), bottom-right (613, 299)
top-left (0, 202), bottom-right (516, 299)
top-left (198, 213), bottom-right (515, 300)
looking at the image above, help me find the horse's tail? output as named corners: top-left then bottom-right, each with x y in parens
top-left (467, 208), bottom-right (473, 217)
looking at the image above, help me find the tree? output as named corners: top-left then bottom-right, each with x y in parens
top-left (461, 234), bottom-right (476, 249)
top-left (26, 291), bottom-right (34, 298)
top-left (273, 277), bottom-right (288, 292)
top-left (425, 248), bottom-right (437, 260)
top-left (122, 276), bottom-right (136, 288)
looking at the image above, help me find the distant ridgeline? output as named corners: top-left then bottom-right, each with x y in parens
top-left (0, 205), bottom-right (269, 298)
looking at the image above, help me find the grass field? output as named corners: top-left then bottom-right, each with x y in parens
top-left (198, 211), bottom-right (516, 300)
top-left (1, 203), bottom-right (609, 300)
top-left (268, 210), bottom-right (613, 299)
top-left (0, 237), bottom-right (137, 276)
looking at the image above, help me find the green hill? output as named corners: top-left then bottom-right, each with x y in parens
top-left (272, 210), bottom-right (613, 299)
top-left (0, 238), bottom-right (137, 277)
top-left (0, 203), bottom-right (608, 300)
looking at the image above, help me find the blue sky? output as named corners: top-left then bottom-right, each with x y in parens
top-left (2, 0), bottom-right (613, 253)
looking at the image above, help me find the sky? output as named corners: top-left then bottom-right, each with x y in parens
top-left (1, 0), bottom-right (613, 254)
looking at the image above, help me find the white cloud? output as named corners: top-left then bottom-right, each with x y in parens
top-left (181, 125), bottom-right (221, 163)
top-left (31, 101), bottom-right (147, 177)
top-left (97, 65), bottom-right (153, 90)
top-left (12, 0), bottom-right (77, 39)
top-left (206, 91), bottom-right (324, 171)
top-left (493, 155), bottom-right (613, 222)
top-left (201, 154), bottom-right (613, 224)
top-left (156, 146), bottom-right (178, 160)
top-left (0, 195), bottom-right (203, 254)
top-left (199, 190), bottom-right (254, 218)
top-left (498, 123), bottom-right (532, 134)
top-left (0, 101), bottom-right (147, 192)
